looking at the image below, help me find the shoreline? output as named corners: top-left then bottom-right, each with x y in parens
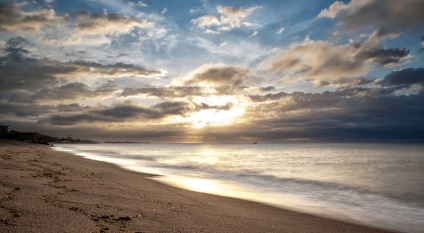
top-left (0, 140), bottom-right (396, 232)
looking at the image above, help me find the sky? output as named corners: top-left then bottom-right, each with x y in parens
top-left (0, 0), bottom-right (423, 143)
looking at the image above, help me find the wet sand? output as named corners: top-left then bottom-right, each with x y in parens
top-left (0, 140), bottom-right (396, 232)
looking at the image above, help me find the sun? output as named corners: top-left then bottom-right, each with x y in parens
top-left (188, 96), bottom-right (246, 128)
top-left (190, 108), bottom-right (245, 128)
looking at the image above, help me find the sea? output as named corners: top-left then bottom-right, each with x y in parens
top-left (53, 143), bottom-right (424, 233)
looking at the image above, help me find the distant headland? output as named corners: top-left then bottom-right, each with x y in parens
top-left (0, 125), bottom-right (97, 145)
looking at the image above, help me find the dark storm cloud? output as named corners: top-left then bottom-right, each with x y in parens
top-left (0, 37), bottom-right (160, 95)
top-left (381, 68), bottom-right (424, 86)
top-left (55, 103), bottom-right (88, 112)
top-left (31, 80), bottom-right (118, 101)
top-left (249, 85), bottom-right (397, 103)
top-left (0, 90), bottom-right (33, 103)
top-left (0, 100), bottom-right (90, 120)
top-left (0, 53), bottom-right (76, 92)
top-left (97, 105), bottom-right (160, 119)
top-left (239, 123), bottom-right (424, 142)
top-left (0, 102), bottom-right (51, 117)
top-left (1, 81), bottom-right (118, 103)
top-left (97, 101), bottom-right (190, 120)
top-left (121, 86), bottom-right (204, 97)
top-left (32, 82), bottom-right (92, 100)
top-left (244, 83), bottom-right (424, 141)
top-left (319, 0), bottom-right (424, 38)
top-left (358, 47), bottom-right (410, 67)
top-left (46, 114), bottom-right (99, 126)
top-left (44, 101), bottom-right (192, 125)
top-left (3, 36), bottom-right (30, 55)
top-left (94, 80), bottom-right (119, 95)
top-left (260, 86), bottom-right (276, 92)
top-left (153, 101), bottom-right (192, 115)
top-left (248, 92), bottom-right (289, 102)
top-left (315, 77), bottom-right (373, 87)
top-left (39, 80), bottom-right (119, 100)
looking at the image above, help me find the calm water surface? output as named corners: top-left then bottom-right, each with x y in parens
top-left (53, 143), bottom-right (424, 233)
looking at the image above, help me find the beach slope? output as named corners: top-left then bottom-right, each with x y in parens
top-left (0, 140), bottom-right (394, 232)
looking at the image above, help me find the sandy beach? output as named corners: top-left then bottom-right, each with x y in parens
top-left (0, 140), bottom-right (395, 233)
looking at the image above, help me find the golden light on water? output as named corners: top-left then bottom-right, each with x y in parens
top-left (180, 178), bottom-right (219, 193)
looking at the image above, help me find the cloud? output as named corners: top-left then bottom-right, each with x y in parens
top-left (0, 36), bottom-right (160, 107)
top-left (0, 2), bottom-right (63, 33)
top-left (248, 85), bottom-right (398, 103)
top-left (188, 65), bottom-right (250, 86)
top-left (192, 15), bottom-right (220, 28)
top-left (0, 37), bottom-right (161, 93)
top-left (0, 56), bottom-right (74, 93)
top-left (0, 102), bottom-right (51, 117)
top-left (70, 61), bottom-right (161, 77)
top-left (55, 103), bottom-right (88, 112)
top-left (121, 86), bottom-right (204, 97)
top-left (249, 30), bottom-right (258, 38)
top-left (261, 86), bottom-right (276, 92)
top-left (137, 1), bottom-right (148, 7)
top-left (319, 0), bottom-right (424, 37)
top-left (177, 65), bottom-right (254, 94)
top-left (0, 2), bottom-right (158, 46)
top-left (44, 101), bottom-right (191, 125)
top-left (29, 80), bottom-right (118, 102)
top-left (381, 68), bottom-right (424, 86)
top-left (263, 38), bottom-right (410, 84)
top-left (191, 5), bottom-right (260, 34)
top-left (356, 47), bottom-right (410, 67)
top-left (263, 39), bottom-right (370, 82)
top-left (248, 92), bottom-right (289, 102)
top-left (44, 113), bottom-right (99, 125)
top-left (244, 83), bottom-right (424, 141)
top-left (0, 90), bottom-right (33, 103)
top-left (194, 102), bottom-right (234, 111)
top-left (3, 36), bottom-right (31, 59)
top-left (421, 35), bottom-right (424, 44)
top-left (318, 1), bottom-right (349, 19)
top-left (129, 1), bottom-right (147, 8)
top-left (94, 80), bottom-right (120, 95)
top-left (32, 82), bottom-right (92, 100)
top-left (0, 54), bottom-right (158, 92)
top-left (153, 101), bottom-right (191, 116)
top-left (3, 36), bottom-right (29, 51)
top-left (314, 77), bottom-right (373, 87)
top-left (98, 104), bottom-right (160, 119)
top-left (75, 12), bottom-right (152, 36)
top-left (276, 27), bottom-right (285, 35)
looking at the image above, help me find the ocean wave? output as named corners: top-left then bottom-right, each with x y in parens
top-left (53, 143), bottom-right (424, 233)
